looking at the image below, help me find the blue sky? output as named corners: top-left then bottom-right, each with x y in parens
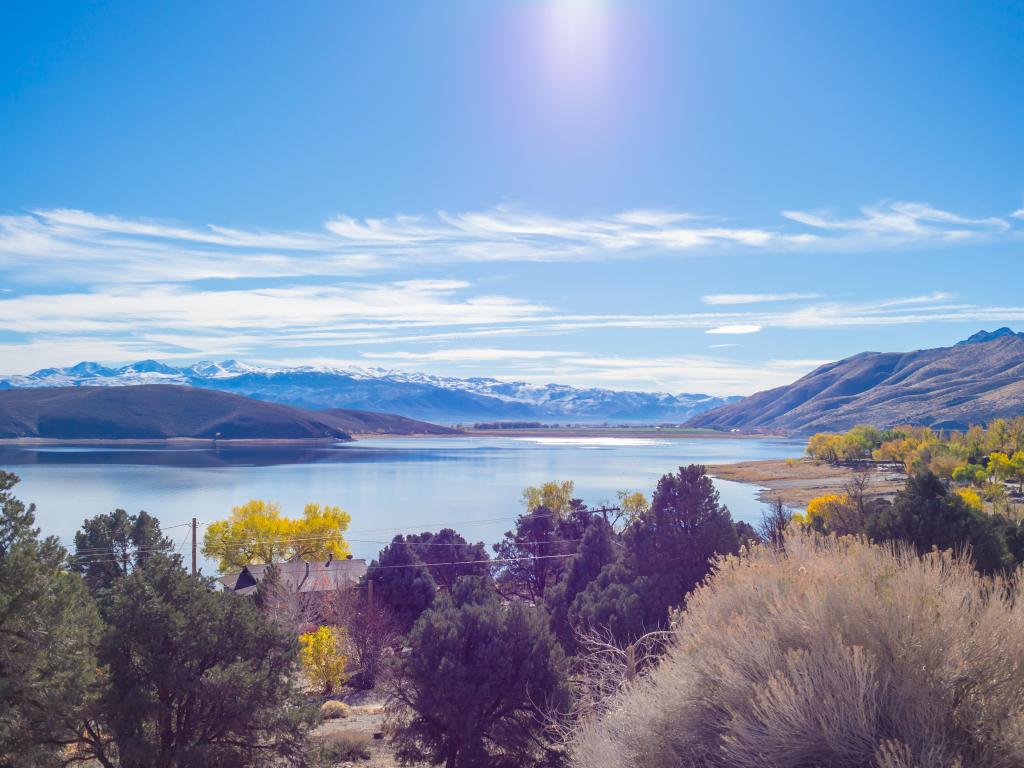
top-left (1, 0), bottom-right (1022, 394)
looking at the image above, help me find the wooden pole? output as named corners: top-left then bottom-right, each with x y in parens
top-left (191, 517), bottom-right (197, 576)
top-left (367, 576), bottom-right (374, 610)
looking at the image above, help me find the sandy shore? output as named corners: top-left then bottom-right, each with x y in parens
top-left (707, 459), bottom-right (907, 507)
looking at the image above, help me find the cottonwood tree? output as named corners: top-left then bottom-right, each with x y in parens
top-left (0, 473), bottom-right (100, 767)
top-left (388, 576), bottom-right (569, 768)
top-left (203, 500), bottom-right (351, 571)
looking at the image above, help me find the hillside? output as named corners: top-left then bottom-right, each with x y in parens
top-left (687, 329), bottom-right (1024, 433)
top-left (0, 385), bottom-right (455, 440)
top-left (0, 360), bottom-right (739, 423)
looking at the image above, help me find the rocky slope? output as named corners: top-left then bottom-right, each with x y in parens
top-left (687, 329), bottom-right (1024, 433)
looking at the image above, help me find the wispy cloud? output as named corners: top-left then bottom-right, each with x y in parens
top-left (364, 348), bottom-right (574, 362)
top-left (706, 324), bottom-right (763, 335)
top-left (781, 201), bottom-right (1013, 245)
top-left (702, 292), bottom-right (820, 305)
top-left (0, 201), bottom-right (1019, 287)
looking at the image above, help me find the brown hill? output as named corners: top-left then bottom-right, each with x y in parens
top-left (0, 385), bottom-right (454, 440)
top-left (687, 329), bottom-right (1024, 433)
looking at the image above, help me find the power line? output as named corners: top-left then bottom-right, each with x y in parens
top-left (367, 552), bottom-right (577, 571)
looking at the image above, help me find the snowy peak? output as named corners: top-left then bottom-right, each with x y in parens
top-left (0, 359), bottom-right (738, 423)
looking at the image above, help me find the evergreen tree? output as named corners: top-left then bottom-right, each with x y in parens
top-left (0, 472), bottom-right (100, 767)
top-left (84, 555), bottom-right (311, 768)
top-left (389, 576), bottom-right (569, 768)
top-left (72, 507), bottom-right (173, 590)
top-left (493, 500), bottom-right (596, 601)
top-left (866, 470), bottom-right (1011, 573)
top-left (547, 516), bottom-right (617, 652)
top-left (405, 528), bottom-right (490, 591)
top-left (367, 536), bottom-right (437, 633)
top-left (571, 465), bottom-right (739, 643)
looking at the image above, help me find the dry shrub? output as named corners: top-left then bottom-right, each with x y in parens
top-left (320, 700), bottom-right (350, 720)
top-left (319, 728), bottom-right (372, 762)
top-left (569, 530), bottom-right (1024, 768)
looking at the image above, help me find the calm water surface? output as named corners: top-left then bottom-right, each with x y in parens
top-left (0, 436), bottom-right (802, 570)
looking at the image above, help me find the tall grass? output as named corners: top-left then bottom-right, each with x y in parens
top-left (569, 531), bottom-right (1024, 768)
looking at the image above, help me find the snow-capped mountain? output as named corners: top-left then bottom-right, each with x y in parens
top-left (0, 360), bottom-right (740, 423)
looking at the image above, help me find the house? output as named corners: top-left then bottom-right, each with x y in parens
top-left (219, 556), bottom-right (368, 596)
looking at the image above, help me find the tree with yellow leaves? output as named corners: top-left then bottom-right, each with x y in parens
top-left (616, 490), bottom-right (650, 525)
top-left (522, 480), bottom-right (575, 518)
top-left (202, 500), bottom-right (351, 572)
top-left (299, 625), bottom-right (349, 695)
top-left (794, 493), bottom-right (848, 528)
top-left (954, 486), bottom-right (984, 512)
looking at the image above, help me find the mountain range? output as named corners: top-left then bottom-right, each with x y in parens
top-left (0, 360), bottom-right (739, 423)
top-left (687, 328), bottom-right (1024, 433)
top-left (0, 385), bottom-right (456, 440)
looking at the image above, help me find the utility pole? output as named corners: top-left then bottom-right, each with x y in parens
top-left (191, 517), bottom-right (197, 576)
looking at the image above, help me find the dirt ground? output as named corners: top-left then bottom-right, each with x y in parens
top-left (310, 690), bottom-right (420, 768)
top-left (707, 459), bottom-right (906, 508)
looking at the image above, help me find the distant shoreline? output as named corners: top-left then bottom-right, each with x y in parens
top-left (0, 436), bottom-right (347, 446)
top-left (707, 458), bottom-right (907, 507)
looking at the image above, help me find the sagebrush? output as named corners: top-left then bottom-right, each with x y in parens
top-left (569, 530), bottom-right (1024, 768)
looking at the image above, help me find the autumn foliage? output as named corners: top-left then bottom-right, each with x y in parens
top-left (299, 625), bottom-right (349, 695)
top-left (203, 499), bottom-right (351, 571)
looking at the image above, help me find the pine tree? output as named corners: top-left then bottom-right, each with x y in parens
top-left (84, 556), bottom-right (311, 768)
top-left (571, 465), bottom-right (739, 644)
top-left (0, 472), bottom-right (100, 767)
top-left (367, 536), bottom-right (437, 633)
top-left (388, 576), bottom-right (569, 768)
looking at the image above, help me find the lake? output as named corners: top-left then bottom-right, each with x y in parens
top-left (0, 436), bottom-right (803, 571)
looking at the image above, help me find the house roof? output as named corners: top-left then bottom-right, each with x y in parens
top-left (223, 557), bottom-right (368, 594)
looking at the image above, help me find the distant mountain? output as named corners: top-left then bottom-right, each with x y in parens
top-left (687, 329), bottom-right (1024, 433)
top-left (0, 360), bottom-right (739, 423)
top-left (0, 385), bottom-right (456, 440)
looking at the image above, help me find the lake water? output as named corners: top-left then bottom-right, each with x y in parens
top-left (0, 436), bottom-right (803, 571)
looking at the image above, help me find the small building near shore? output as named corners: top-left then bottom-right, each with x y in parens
top-left (219, 557), bottom-right (368, 596)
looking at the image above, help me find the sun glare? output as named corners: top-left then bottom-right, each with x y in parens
top-left (544, 0), bottom-right (611, 91)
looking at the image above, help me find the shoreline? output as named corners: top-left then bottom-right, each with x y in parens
top-left (707, 459), bottom-right (907, 508)
top-left (0, 436), bottom-right (348, 446)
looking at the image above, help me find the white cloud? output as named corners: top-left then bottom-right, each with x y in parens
top-left (702, 292), bottom-right (821, 305)
top-left (781, 201), bottom-right (1012, 245)
top-left (0, 200), bottom-right (1018, 289)
top-left (364, 348), bottom-right (575, 362)
top-left (706, 324), bottom-right (763, 335)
